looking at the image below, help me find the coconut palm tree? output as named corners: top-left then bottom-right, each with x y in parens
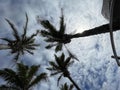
top-left (38, 10), bottom-right (120, 54)
top-left (60, 83), bottom-right (74, 90)
top-left (47, 53), bottom-right (81, 90)
top-left (0, 14), bottom-right (39, 60)
top-left (0, 62), bottom-right (47, 90)
top-left (39, 11), bottom-right (71, 52)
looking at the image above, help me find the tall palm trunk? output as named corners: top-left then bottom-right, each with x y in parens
top-left (68, 22), bottom-right (120, 39)
top-left (0, 44), bottom-right (10, 50)
top-left (109, 0), bottom-right (120, 66)
top-left (67, 75), bottom-right (81, 90)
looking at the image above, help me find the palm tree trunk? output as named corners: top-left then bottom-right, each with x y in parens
top-left (67, 21), bottom-right (120, 39)
top-left (109, 0), bottom-right (120, 66)
top-left (0, 44), bottom-right (10, 50)
top-left (67, 75), bottom-right (81, 90)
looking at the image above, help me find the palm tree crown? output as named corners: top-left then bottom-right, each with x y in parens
top-left (47, 53), bottom-right (81, 90)
top-left (1, 14), bottom-right (39, 60)
top-left (0, 62), bottom-right (47, 90)
top-left (60, 83), bottom-right (74, 90)
top-left (39, 11), bottom-right (71, 52)
top-left (47, 53), bottom-right (73, 85)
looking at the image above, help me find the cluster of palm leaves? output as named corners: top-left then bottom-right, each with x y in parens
top-left (47, 53), bottom-right (73, 84)
top-left (39, 12), bottom-right (71, 52)
top-left (60, 83), bottom-right (74, 90)
top-left (47, 53), bottom-right (81, 90)
top-left (1, 14), bottom-right (39, 60)
top-left (0, 63), bottom-right (47, 90)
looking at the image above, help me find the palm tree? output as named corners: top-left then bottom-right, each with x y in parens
top-left (39, 11), bottom-right (71, 52)
top-left (0, 14), bottom-right (39, 60)
top-left (60, 83), bottom-right (74, 90)
top-left (0, 62), bottom-right (47, 90)
top-left (38, 7), bottom-right (120, 43)
top-left (47, 53), bottom-right (81, 90)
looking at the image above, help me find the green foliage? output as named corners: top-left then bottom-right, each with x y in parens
top-left (47, 53), bottom-right (74, 85)
top-left (0, 62), bottom-right (47, 90)
top-left (1, 14), bottom-right (39, 60)
top-left (39, 12), bottom-right (71, 52)
top-left (60, 83), bottom-right (74, 90)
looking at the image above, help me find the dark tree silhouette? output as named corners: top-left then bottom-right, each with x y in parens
top-left (109, 0), bottom-right (120, 66)
top-left (38, 11), bottom-right (71, 52)
top-left (47, 53), bottom-right (81, 90)
top-left (66, 21), bottom-right (120, 39)
top-left (0, 62), bottom-right (47, 90)
top-left (0, 14), bottom-right (39, 60)
top-left (60, 83), bottom-right (74, 90)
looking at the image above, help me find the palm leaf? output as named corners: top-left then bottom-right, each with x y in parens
top-left (60, 83), bottom-right (74, 90)
top-left (17, 63), bottom-right (28, 78)
top-left (22, 13), bottom-right (28, 39)
top-left (14, 52), bottom-right (20, 60)
top-left (55, 43), bottom-right (62, 52)
top-left (29, 73), bottom-right (47, 88)
top-left (27, 65), bottom-right (40, 83)
top-left (40, 30), bottom-right (51, 37)
top-left (0, 68), bottom-right (18, 85)
top-left (1, 38), bottom-right (13, 43)
top-left (0, 85), bottom-right (18, 90)
top-left (40, 20), bottom-right (57, 35)
top-left (65, 46), bottom-right (79, 61)
top-left (59, 11), bottom-right (66, 35)
top-left (49, 61), bottom-right (60, 70)
top-left (54, 55), bottom-right (62, 67)
top-left (57, 74), bottom-right (63, 86)
top-left (25, 49), bottom-right (34, 55)
top-left (50, 71), bottom-right (61, 76)
top-left (5, 19), bottom-right (20, 41)
top-left (64, 57), bottom-right (71, 67)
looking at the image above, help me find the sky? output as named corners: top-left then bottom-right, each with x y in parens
top-left (0, 0), bottom-right (120, 90)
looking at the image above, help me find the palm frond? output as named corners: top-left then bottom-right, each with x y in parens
top-left (65, 45), bottom-right (79, 61)
top-left (27, 30), bottom-right (39, 41)
top-left (14, 52), bottom-right (20, 60)
top-left (29, 73), bottom-right (47, 88)
top-left (22, 13), bottom-right (28, 39)
top-left (49, 61), bottom-right (59, 70)
top-left (50, 71), bottom-right (61, 76)
top-left (64, 57), bottom-right (71, 67)
top-left (55, 43), bottom-right (62, 52)
top-left (1, 38), bottom-right (13, 43)
top-left (5, 19), bottom-right (20, 40)
top-left (40, 20), bottom-right (57, 35)
top-left (57, 74), bottom-right (63, 86)
top-left (54, 55), bottom-right (62, 67)
top-left (0, 68), bottom-right (17, 85)
top-left (59, 10), bottom-right (66, 35)
top-left (17, 63), bottom-right (29, 78)
top-left (0, 85), bottom-right (18, 90)
top-left (25, 49), bottom-right (34, 55)
top-left (27, 65), bottom-right (40, 83)
top-left (60, 83), bottom-right (74, 90)
top-left (40, 30), bottom-right (51, 37)
top-left (44, 38), bottom-right (56, 42)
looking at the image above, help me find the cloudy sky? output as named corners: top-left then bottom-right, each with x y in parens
top-left (0, 0), bottom-right (120, 90)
